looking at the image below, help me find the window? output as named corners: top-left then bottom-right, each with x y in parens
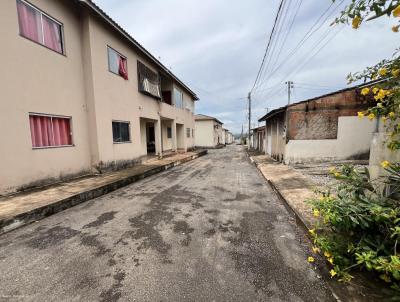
top-left (167, 127), bottom-right (172, 139)
top-left (185, 99), bottom-right (194, 112)
top-left (112, 121), bottom-right (130, 143)
top-left (192, 129), bottom-right (195, 138)
top-left (137, 61), bottom-right (161, 98)
top-left (186, 128), bottom-right (191, 138)
top-left (174, 88), bottom-right (183, 109)
top-left (108, 47), bottom-right (128, 80)
top-left (29, 114), bottom-right (72, 148)
top-left (17, 0), bottom-right (64, 54)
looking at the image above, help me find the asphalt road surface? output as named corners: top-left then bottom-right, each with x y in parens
top-left (0, 145), bottom-right (335, 302)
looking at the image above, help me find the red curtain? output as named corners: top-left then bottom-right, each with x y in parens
top-left (43, 15), bottom-right (62, 53)
top-left (17, 1), bottom-right (42, 43)
top-left (29, 115), bottom-right (71, 147)
top-left (118, 57), bottom-right (128, 80)
top-left (52, 117), bottom-right (71, 146)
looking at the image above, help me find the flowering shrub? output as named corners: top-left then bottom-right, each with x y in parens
top-left (333, 0), bottom-right (400, 150)
top-left (307, 164), bottom-right (400, 289)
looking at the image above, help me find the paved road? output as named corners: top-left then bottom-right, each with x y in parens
top-left (0, 145), bottom-right (334, 302)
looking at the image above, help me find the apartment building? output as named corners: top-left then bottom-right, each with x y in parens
top-left (194, 114), bottom-right (224, 148)
top-left (0, 0), bottom-right (198, 195)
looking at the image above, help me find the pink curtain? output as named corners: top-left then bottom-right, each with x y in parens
top-left (118, 57), bottom-right (128, 80)
top-left (30, 115), bottom-right (52, 147)
top-left (17, 1), bottom-right (42, 43)
top-left (43, 15), bottom-right (62, 53)
top-left (52, 117), bottom-right (71, 146)
top-left (29, 116), bottom-right (71, 147)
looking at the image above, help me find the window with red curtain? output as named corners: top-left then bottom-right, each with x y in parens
top-left (108, 47), bottom-right (128, 80)
top-left (17, 0), bottom-right (64, 54)
top-left (29, 114), bottom-right (72, 148)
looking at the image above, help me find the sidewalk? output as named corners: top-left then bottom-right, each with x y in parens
top-left (0, 150), bottom-right (207, 234)
top-left (248, 152), bottom-right (318, 230)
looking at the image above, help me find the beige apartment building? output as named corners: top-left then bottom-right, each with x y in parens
top-left (194, 114), bottom-right (224, 148)
top-left (0, 0), bottom-right (198, 195)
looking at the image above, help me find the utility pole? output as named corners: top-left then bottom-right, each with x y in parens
top-left (247, 92), bottom-right (251, 148)
top-left (285, 81), bottom-right (294, 104)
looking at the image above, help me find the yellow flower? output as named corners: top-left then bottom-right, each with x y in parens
top-left (307, 256), bottom-right (315, 263)
top-left (392, 69), bottom-right (400, 77)
top-left (309, 228), bottom-right (316, 236)
top-left (352, 16), bottom-right (361, 29)
top-left (312, 246), bottom-right (320, 254)
top-left (378, 68), bottom-right (388, 77)
top-left (361, 87), bottom-right (370, 96)
top-left (382, 116), bottom-right (388, 124)
top-left (329, 167), bottom-right (336, 173)
top-left (328, 257), bottom-right (334, 265)
top-left (389, 111), bottom-right (396, 118)
top-left (372, 87), bottom-right (379, 94)
top-left (330, 269), bottom-right (337, 277)
top-left (324, 251), bottom-right (332, 258)
top-left (334, 172), bottom-right (341, 177)
top-left (393, 25), bottom-right (400, 32)
top-left (357, 112), bottom-right (365, 119)
top-left (367, 113), bottom-right (376, 120)
top-left (313, 209), bottom-right (320, 217)
top-left (381, 160), bottom-right (390, 168)
top-left (393, 5), bottom-right (400, 17)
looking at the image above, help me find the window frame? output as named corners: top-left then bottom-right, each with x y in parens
top-left (137, 60), bottom-right (161, 99)
top-left (107, 45), bottom-right (128, 79)
top-left (29, 112), bottom-right (74, 149)
top-left (186, 128), bottom-right (191, 138)
top-left (167, 127), bottom-right (172, 139)
top-left (112, 120), bottom-right (131, 144)
top-left (174, 87), bottom-right (184, 109)
top-left (16, 0), bottom-right (65, 55)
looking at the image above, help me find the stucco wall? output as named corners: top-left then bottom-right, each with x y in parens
top-left (0, 0), bottom-right (92, 194)
top-left (285, 116), bottom-right (375, 164)
top-left (195, 120), bottom-right (214, 147)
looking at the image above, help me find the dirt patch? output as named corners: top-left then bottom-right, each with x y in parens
top-left (99, 269), bottom-right (126, 302)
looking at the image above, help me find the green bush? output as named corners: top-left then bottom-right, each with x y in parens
top-left (307, 164), bottom-right (400, 290)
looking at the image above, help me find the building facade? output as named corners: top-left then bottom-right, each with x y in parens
top-left (0, 0), bottom-right (198, 195)
top-left (251, 126), bottom-right (266, 152)
top-left (258, 84), bottom-right (376, 164)
top-left (194, 114), bottom-right (224, 148)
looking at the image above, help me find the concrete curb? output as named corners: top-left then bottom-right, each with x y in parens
top-left (0, 150), bottom-right (208, 235)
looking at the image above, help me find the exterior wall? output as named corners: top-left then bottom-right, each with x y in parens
top-left (214, 122), bottom-right (223, 146)
top-left (0, 0), bottom-right (197, 194)
top-left (0, 0), bottom-right (92, 194)
top-left (195, 120), bottom-right (214, 147)
top-left (287, 90), bottom-right (371, 141)
top-left (265, 113), bottom-right (286, 161)
top-left (369, 122), bottom-right (400, 181)
top-left (285, 116), bottom-right (375, 164)
top-left (84, 15), bottom-right (196, 167)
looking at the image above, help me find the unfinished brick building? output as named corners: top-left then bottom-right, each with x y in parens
top-left (258, 83), bottom-right (377, 164)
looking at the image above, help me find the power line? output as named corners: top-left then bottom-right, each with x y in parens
top-left (250, 0), bottom-right (286, 93)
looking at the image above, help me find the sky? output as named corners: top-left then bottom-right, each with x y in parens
top-left (94, 0), bottom-right (398, 134)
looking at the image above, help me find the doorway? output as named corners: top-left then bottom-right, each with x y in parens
top-left (146, 122), bottom-right (156, 154)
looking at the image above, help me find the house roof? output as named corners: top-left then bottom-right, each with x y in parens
top-left (78, 0), bottom-right (199, 101)
top-left (258, 79), bottom-right (384, 122)
top-left (251, 126), bottom-right (266, 132)
top-left (194, 114), bottom-right (223, 125)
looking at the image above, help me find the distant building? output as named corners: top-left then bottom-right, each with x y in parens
top-left (195, 114), bottom-right (224, 148)
top-left (258, 83), bottom-right (376, 164)
top-left (251, 126), bottom-right (266, 152)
